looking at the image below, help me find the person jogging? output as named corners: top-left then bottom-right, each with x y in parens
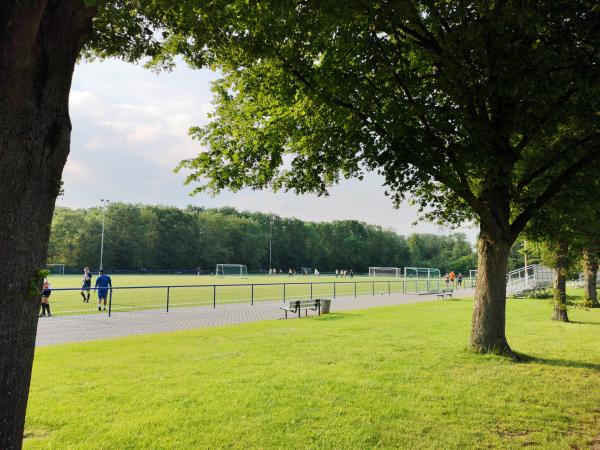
top-left (94, 269), bottom-right (113, 311)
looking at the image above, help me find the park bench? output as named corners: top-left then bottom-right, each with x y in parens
top-left (436, 289), bottom-right (453, 300)
top-left (280, 299), bottom-right (322, 319)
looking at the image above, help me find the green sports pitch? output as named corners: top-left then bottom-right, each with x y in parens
top-left (42, 274), bottom-right (454, 317)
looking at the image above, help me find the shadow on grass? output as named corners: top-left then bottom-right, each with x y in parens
top-left (568, 320), bottom-right (600, 326)
top-left (515, 352), bottom-right (600, 371)
top-left (317, 313), bottom-right (361, 321)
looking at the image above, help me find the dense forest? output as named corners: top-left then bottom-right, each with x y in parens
top-left (48, 204), bottom-right (504, 274)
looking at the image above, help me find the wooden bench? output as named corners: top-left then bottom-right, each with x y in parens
top-left (280, 299), bottom-right (321, 318)
top-left (436, 289), bottom-right (453, 299)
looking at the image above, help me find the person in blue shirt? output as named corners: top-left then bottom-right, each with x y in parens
top-left (94, 269), bottom-right (112, 311)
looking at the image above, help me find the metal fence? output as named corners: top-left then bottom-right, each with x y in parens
top-left (43, 278), bottom-right (458, 317)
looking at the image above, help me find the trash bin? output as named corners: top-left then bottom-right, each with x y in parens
top-left (320, 298), bottom-right (332, 314)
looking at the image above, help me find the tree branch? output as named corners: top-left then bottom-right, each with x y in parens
top-left (511, 149), bottom-right (600, 237)
top-left (515, 134), bottom-right (595, 190)
top-left (513, 89), bottom-right (576, 155)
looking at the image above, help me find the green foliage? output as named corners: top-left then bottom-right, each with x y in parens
top-left (25, 299), bottom-right (600, 448)
top-left (48, 203), bottom-right (476, 272)
top-left (28, 269), bottom-right (49, 298)
top-left (133, 1), bottom-right (600, 240)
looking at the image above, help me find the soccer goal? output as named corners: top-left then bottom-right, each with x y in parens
top-left (215, 264), bottom-right (248, 277)
top-left (369, 267), bottom-right (402, 278)
top-left (468, 269), bottom-right (478, 288)
top-left (46, 263), bottom-right (65, 275)
top-left (300, 267), bottom-right (313, 275)
top-left (404, 267), bottom-right (441, 293)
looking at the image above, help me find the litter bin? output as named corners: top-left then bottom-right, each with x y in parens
top-left (320, 298), bottom-right (332, 314)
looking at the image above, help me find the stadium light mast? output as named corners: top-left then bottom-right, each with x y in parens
top-left (99, 199), bottom-right (110, 270)
top-left (269, 217), bottom-right (274, 272)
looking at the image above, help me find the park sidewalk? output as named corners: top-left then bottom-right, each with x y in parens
top-left (36, 288), bottom-right (475, 346)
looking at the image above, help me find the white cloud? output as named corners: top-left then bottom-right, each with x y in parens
top-left (59, 58), bottom-right (479, 243)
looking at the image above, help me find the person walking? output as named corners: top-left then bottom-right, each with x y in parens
top-left (80, 266), bottom-right (93, 303)
top-left (39, 278), bottom-right (52, 317)
top-left (94, 269), bottom-right (113, 311)
top-left (457, 273), bottom-right (463, 288)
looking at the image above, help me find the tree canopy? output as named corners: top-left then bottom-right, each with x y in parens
top-left (152, 1), bottom-right (600, 356)
top-left (47, 204), bottom-right (479, 274)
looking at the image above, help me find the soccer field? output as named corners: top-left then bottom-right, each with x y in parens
top-left (44, 274), bottom-right (453, 316)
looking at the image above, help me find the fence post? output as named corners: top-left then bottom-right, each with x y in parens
top-left (310, 283), bottom-right (313, 300)
top-left (333, 282), bottom-right (336, 299)
top-left (372, 281), bottom-right (375, 296)
top-left (213, 285), bottom-right (216, 309)
top-left (388, 281), bottom-right (391, 295)
top-left (166, 286), bottom-right (170, 312)
top-left (354, 282), bottom-right (356, 298)
top-left (283, 284), bottom-right (286, 303)
top-left (251, 284), bottom-right (254, 306)
top-left (108, 289), bottom-right (112, 317)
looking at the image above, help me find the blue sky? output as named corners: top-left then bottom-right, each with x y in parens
top-left (62, 59), bottom-right (478, 242)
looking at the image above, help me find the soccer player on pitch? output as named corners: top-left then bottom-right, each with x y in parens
top-left (94, 269), bottom-right (112, 311)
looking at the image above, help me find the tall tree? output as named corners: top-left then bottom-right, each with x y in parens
top-left (0, 1), bottom-right (182, 445)
top-left (0, 2), bottom-right (97, 446)
top-left (581, 241), bottom-right (599, 308)
top-left (172, 2), bottom-right (600, 357)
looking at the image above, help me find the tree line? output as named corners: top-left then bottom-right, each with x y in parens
top-left (48, 204), bottom-right (480, 275)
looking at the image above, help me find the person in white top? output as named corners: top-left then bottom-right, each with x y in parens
top-left (39, 278), bottom-right (52, 317)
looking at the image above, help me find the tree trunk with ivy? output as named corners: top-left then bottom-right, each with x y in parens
top-left (0, 1), bottom-right (94, 447)
top-left (552, 240), bottom-right (569, 322)
top-left (582, 243), bottom-right (599, 308)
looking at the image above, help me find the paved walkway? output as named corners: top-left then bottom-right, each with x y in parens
top-left (36, 289), bottom-right (475, 346)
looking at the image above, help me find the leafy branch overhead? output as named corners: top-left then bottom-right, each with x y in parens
top-left (126, 1), bottom-right (600, 236)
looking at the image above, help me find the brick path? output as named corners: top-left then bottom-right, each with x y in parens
top-left (36, 288), bottom-right (475, 346)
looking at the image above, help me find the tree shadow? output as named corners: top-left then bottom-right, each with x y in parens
top-left (317, 313), bottom-right (361, 321)
top-left (568, 320), bottom-right (600, 326)
top-left (514, 352), bottom-right (600, 371)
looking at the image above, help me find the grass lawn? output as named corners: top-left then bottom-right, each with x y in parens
top-left (25, 297), bottom-right (600, 449)
top-left (45, 274), bottom-right (451, 316)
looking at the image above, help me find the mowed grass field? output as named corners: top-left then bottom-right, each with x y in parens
top-left (25, 296), bottom-right (600, 449)
top-left (44, 274), bottom-right (452, 316)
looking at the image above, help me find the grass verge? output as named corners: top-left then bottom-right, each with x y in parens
top-left (25, 298), bottom-right (600, 449)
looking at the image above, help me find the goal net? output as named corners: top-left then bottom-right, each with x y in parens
top-left (404, 267), bottom-right (441, 293)
top-left (369, 267), bottom-right (402, 278)
top-left (216, 264), bottom-right (248, 277)
top-left (46, 263), bottom-right (65, 275)
top-left (300, 267), bottom-right (313, 275)
top-left (468, 269), bottom-right (478, 288)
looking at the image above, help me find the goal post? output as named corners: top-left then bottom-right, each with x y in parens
top-left (468, 269), bottom-right (478, 288)
top-left (46, 263), bottom-right (65, 275)
top-left (403, 267), bottom-right (441, 293)
top-left (215, 264), bottom-right (248, 277)
top-left (368, 267), bottom-right (402, 278)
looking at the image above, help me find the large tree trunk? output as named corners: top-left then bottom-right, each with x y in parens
top-left (470, 221), bottom-right (514, 357)
top-left (552, 240), bottom-right (569, 322)
top-left (0, 2), bottom-right (94, 448)
top-left (470, 185), bottom-right (518, 358)
top-left (582, 242), bottom-right (599, 308)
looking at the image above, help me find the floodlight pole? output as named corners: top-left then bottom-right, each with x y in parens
top-left (99, 199), bottom-right (110, 270)
top-left (269, 217), bottom-right (274, 272)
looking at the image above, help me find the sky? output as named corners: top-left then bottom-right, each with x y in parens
top-left (63, 59), bottom-right (478, 242)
